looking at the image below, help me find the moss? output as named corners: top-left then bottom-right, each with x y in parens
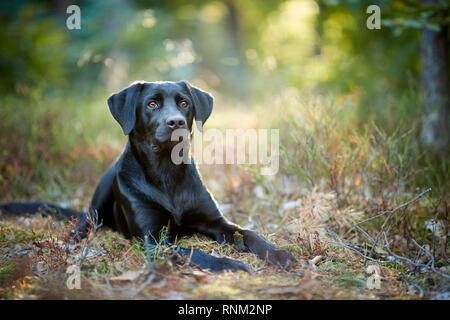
top-left (0, 222), bottom-right (42, 245)
top-left (233, 231), bottom-right (246, 251)
top-left (383, 262), bottom-right (404, 271)
top-left (96, 261), bottom-right (110, 275)
top-left (130, 240), bottom-right (147, 263)
top-left (97, 230), bottom-right (128, 252)
top-left (0, 262), bottom-right (16, 286)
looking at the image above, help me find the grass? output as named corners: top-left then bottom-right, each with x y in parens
top-left (0, 87), bottom-right (448, 299)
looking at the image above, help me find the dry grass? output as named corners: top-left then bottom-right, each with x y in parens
top-left (0, 94), bottom-right (449, 300)
top-left (0, 174), bottom-right (447, 300)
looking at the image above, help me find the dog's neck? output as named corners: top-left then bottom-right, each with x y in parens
top-left (128, 134), bottom-right (188, 188)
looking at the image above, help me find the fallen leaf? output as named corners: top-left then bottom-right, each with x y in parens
top-left (354, 175), bottom-right (362, 187)
top-left (309, 255), bottom-right (322, 266)
top-left (191, 270), bottom-right (209, 284)
top-left (110, 270), bottom-right (143, 282)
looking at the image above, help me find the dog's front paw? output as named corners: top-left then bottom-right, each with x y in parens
top-left (243, 230), bottom-right (297, 268)
top-left (266, 246), bottom-right (297, 268)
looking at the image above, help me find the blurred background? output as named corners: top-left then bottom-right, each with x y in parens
top-left (0, 0), bottom-right (448, 223)
top-left (0, 1), bottom-right (449, 299)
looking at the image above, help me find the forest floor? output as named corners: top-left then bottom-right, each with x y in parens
top-left (0, 163), bottom-right (448, 300)
top-left (0, 98), bottom-right (449, 300)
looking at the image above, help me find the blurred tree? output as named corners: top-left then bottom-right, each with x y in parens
top-left (51, 0), bottom-right (72, 15)
top-left (382, 0), bottom-right (449, 154)
top-left (1, 0), bottom-right (446, 150)
top-left (224, 0), bottom-right (241, 59)
top-left (420, 0), bottom-right (449, 155)
top-left (0, 1), bottom-right (69, 93)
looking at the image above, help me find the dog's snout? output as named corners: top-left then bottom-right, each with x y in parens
top-left (166, 116), bottom-right (186, 129)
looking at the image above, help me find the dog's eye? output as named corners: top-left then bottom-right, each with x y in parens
top-left (147, 101), bottom-right (158, 108)
top-left (180, 101), bottom-right (188, 108)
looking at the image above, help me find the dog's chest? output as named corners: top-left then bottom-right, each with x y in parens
top-left (134, 175), bottom-right (197, 225)
top-left (171, 187), bottom-right (197, 221)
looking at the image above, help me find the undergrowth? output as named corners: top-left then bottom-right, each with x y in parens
top-left (0, 89), bottom-right (448, 299)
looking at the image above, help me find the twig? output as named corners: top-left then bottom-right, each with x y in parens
top-left (353, 224), bottom-right (377, 247)
top-left (165, 245), bottom-right (181, 260)
top-left (383, 233), bottom-right (449, 279)
top-left (411, 239), bottom-right (434, 268)
top-left (132, 273), bottom-right (156, 299)
top-left (410, 238), bottom-right (448, 279)
top-left (78, 208), bottom-right (101, 267)
top-left (404, 277), bottom-right (424, 297)
top-left (411, 283), bottom-right (424, 297)
top-left (144, 234), bottom-right (156, 270)
top-left (369, 188), bottom-right (431, 258)
top-left (326, 188), bottom-right (449, 282)
top-left (325, 226), bottom-right (382, 264)
top-left (357, 188), bottom-right (431, 225)
top-left (86, 207), bottom-right (103, 231)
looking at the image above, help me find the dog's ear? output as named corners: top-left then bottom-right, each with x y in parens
top-left (107, 82), bottom-right (143, 135)
top-left (179, 81), bottom-right (213, 132)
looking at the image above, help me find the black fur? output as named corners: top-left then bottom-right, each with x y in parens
top-left (0, 80), bottom-right (296, 272)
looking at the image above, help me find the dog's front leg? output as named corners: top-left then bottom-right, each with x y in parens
top-left (241, 229), bottom-right (297, 268)
top-left (209, 217), bottom-right (297, 268)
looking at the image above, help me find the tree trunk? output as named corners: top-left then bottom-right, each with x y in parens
top-left (224, 0), bottom-right (248, 99)
top-left (225, 0), bottom-right (241, 60)
top-left (420, 0), bottom-right (449, 155)
top-left (52, 0), bottom-right (72, 16)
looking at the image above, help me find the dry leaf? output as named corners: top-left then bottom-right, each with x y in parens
top-left (309, 255), bottom-right (322, 266)
top-left (110, 270), bottom-right (143, 282)
top-left (191, 270), bottom-right (209, 283)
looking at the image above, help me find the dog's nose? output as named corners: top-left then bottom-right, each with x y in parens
top-left (166, 116), bottom-right (186, 129)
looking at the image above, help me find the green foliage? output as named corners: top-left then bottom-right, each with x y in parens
top-left (382, 1), bottom-right (449, 34)
top-left (0, 2), bottom-right (447, 285)
top-left (96, 261), bottom-right (110, 275)
top-left (277, 93), bottom-right (438, 199)
top-left (0, 0), bottom-right (429, 99)
top-left (383, 262), bottom-right (404, 271)
top-left (0, 3), bottom-right (68, 93)
top-left (0, 262), bottom-right (16, 286)
top-left (145, 224), bottom-right (173, 261)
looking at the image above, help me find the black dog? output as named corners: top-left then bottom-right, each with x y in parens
top-left (1, 81), bottom-right (296, 272)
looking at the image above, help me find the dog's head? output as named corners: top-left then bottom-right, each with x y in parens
top-left (107, 80), bottom-right (213, 148)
